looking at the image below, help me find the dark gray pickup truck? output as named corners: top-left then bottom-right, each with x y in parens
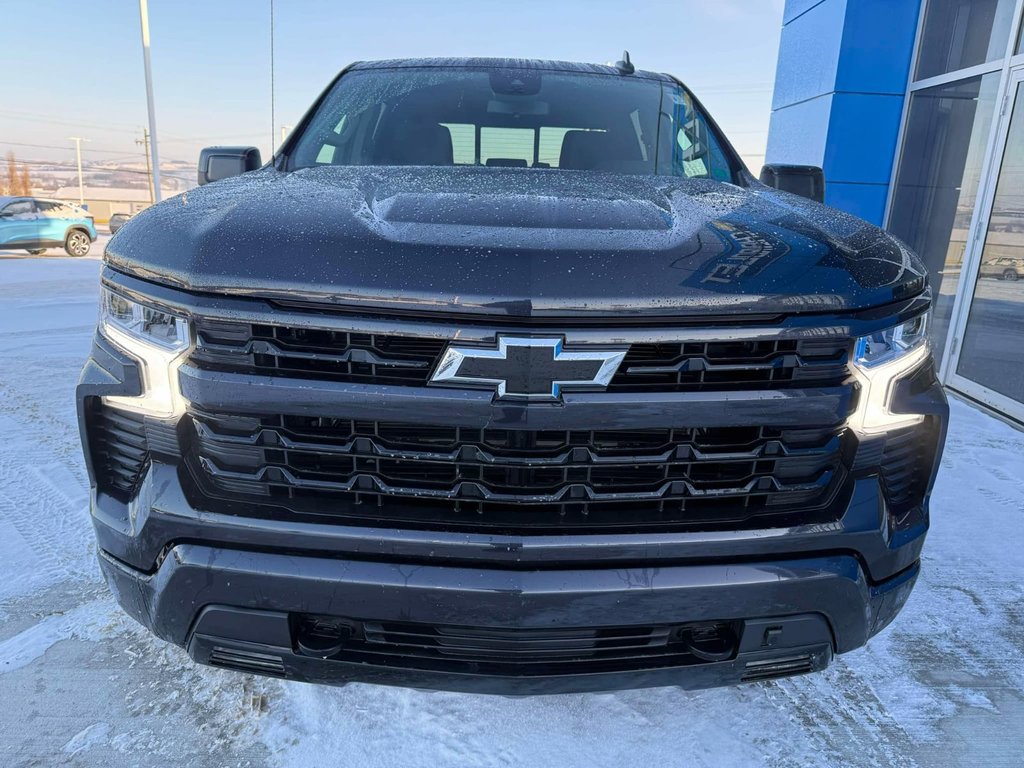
top-left (78, 57), bottom-right (947, 694)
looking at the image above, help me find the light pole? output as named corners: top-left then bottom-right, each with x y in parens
top-left (138, 0), bottom-right (162, 202)
top-left (67, 136), bottom-right (90, 205)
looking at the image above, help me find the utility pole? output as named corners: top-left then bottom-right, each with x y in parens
top-left (68, 136), bottom-right (90, 204)
top-left (270, 0), bottom-right (276, 156)
top-left (136, 130), bottom-right (154, 204)
top-left (280, 124), bottom-right (292, 146)
top-left (138, 0), bottom-right (162, 202)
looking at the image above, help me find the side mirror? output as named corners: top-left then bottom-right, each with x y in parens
top-left (759, 164), bottom-right (825, 204)
top-left (198, 146), bottom-right (262, 186)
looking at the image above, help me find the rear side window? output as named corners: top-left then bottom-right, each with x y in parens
top-left (36, 201), bottom-right (83, 216)
top-left (35, 201), bottom-right (71, 214)
top-left (289, 67), bottom-right (739, 182)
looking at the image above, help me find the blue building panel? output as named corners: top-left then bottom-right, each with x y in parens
top-left (824, 92), bottom-right (907, 184)
top-left (767, 0), bottom-right (922, 225)
top-left (835, 0), bottom-right (921, 96)
top-left (824, 182), bottom-right (891, 224)
top-left (771, 0), bottom-right (846, 109)
top-left (765, 94), bottom-right (831, 167)
top-left (783, 0), bottom-right (827, 24)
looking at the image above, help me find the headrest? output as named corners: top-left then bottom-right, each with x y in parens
top-left (559, 130), bottom-right (643, 172)
top-left (376, 121), bottom-right (453, 166)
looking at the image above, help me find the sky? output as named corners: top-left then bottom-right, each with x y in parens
top-left (0, 0), bottom-right (785, 176)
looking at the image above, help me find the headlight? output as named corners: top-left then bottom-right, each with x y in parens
top-left (853, 313), bottom-right (928, 368)
top-left (100, 287), bottom-right (189, 350)
top-left (849, 314), bottom-right (930, 434)
top-left (99, 287), bottom-right (191, 418)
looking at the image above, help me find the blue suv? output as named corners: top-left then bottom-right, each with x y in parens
top-left (0, 196), bottom-right (97, 256)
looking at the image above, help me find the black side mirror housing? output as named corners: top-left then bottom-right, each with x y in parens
top-left (198, 146), bottom-right (262, 186)
top-left (759, 164), bottom-right (826, 204)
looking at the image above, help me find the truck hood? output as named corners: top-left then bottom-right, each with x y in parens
top-left (106, 166), bottom-right (927, 318)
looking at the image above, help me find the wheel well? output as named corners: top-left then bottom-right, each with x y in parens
top-left (64, 225), bottom-right (92, 241)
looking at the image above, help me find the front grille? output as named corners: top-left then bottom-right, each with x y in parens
top-left (192, 319), bottom-right (447, 386)
top-left (610, 338), bottom-right (849, 391)
top-left (880, 419), bottom-right (937, 513)
top-left (188, 408), bottom-right (847, 532)
top-left (86, 401), bottom-right (148, 500)
top-left (191, 319), bottom-right (850, 392)
top-left (293, 616), bottom-right (741, 676)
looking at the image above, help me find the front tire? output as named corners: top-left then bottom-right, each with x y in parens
top-left (64, 230), bottom-right (91, 257)
top-left (1003, 269), bottom-right (1019, 282)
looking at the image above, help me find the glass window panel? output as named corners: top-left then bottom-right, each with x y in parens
top-left (480, 127), bottom-right (534, 166)
top-left (288, 68), bottom-right (737, 180)
top-left (441, 123), bottom-right (476, 165)
top-left (915, 0), bottom-right (1017, 80)
top-left (956, 81), bottom-right (1024, 404)
top-left (888, 73), bottom-right (1001, 366)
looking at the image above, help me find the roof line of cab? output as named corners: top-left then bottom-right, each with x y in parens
top-left (347, 57), bottom-right (674, 82)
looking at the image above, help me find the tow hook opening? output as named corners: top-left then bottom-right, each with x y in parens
top-left (294, 615), bottom-right (357, 659)
top-left (673, 621), bottom-right (742, 662)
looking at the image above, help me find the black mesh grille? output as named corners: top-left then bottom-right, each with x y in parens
top-left (293, 615), bottom-right (741, 676)
top-left (87, 401), bottom-right (148, 500)
top-left (880, 420), bottom-right (937, 513)
top-left (609, 337), bottom-right (850, 391)
top-left (192, 319), bottom-right (446, 386)
top-left (191, 319), bottom-right (850, 392)
top-left (188, 409), bottom-right (847, 533)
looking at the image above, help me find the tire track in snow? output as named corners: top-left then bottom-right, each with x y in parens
top-left (765, 663), bottom-right (919, 768)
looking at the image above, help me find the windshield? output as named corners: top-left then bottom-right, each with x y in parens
top-left (288, 67), bottom-right (741, 182)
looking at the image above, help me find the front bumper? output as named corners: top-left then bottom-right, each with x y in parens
top-left (99, 542), bottom-right (918, 694)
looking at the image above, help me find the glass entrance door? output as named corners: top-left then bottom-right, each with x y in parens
top-left (948, 68), bottom-right (1024, 419)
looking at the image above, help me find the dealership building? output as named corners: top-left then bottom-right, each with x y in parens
top-left (767, 0), bottom-right (1024, 422)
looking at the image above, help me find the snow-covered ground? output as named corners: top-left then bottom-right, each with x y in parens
top-left (1, 257), bottom-right (1022, 768)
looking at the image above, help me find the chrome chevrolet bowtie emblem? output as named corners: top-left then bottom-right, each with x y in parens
top-left (430, 337), bottom-right (627, 401)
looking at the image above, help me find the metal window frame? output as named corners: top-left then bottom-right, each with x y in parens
top-left (882, 0), bottom-right (1024, 423)
top-left (944, 64), bottom-right (1024, 424)
top-left (883, 0), bottom-right (1024, 225)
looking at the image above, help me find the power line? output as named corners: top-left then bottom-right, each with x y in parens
top-left (14, 158), bottom-right (192, 179)
top-left (0, 140), bottom-right (156, 156)
top-left (160, 133), bottom-right (266, 143)
top-left (0, 109), bottom-right (142, 135)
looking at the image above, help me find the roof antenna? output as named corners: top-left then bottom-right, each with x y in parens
top-left (615, 50), bottom-right (635, 75)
